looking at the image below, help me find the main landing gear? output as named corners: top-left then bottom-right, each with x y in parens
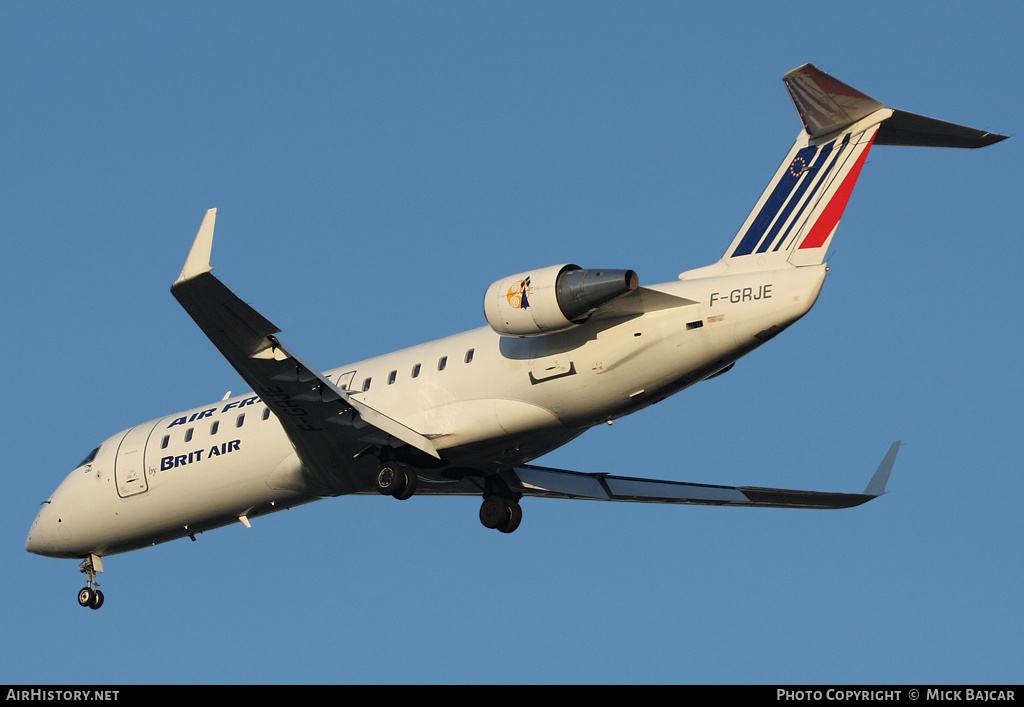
top-left (77, 555), bottom-right (104, 610)
top-left (479, 495), bottom-right (522, 534)
top-left (374, 459), bottom-right (523, 533)
top-left (375, 462), bottom-right (418, 500)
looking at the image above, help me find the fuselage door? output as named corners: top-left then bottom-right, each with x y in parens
top-left (114, 423), bottom-right (152, 498)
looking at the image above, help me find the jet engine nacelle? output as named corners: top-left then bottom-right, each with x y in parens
top-left (483, 263), bottom-right (638, 337)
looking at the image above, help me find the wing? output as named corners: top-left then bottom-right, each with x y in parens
top-left (388, 441), bottom-right (901, 509)
top-left (170, 209), bottom-right (439, 496)
top-left (511, 440), bottom-right (898, 508)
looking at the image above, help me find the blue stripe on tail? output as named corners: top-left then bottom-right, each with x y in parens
top-left (731, 145), bottom-right (819, 257)
top-left (756, 141), bottom-right (837, 253)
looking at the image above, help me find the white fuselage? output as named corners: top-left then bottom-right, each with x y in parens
top-left (26, 265), bottom-right (826, 559)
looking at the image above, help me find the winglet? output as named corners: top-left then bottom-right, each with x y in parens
top-left (175, 208), bottom-right (217, 284)
top-left (864, 441), bottom-right (901, 496)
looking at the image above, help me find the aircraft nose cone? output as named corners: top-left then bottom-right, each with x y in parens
top-left (25, 503), bottom-right (61, 557)
top-left (25, 512), bottom-right (48, 555)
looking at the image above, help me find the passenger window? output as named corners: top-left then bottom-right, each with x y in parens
top-left (438, 356), bottom-right (447, 371)
top-left (465, 349), bottom-right (475, 364)
top-left (211, 421), bottom-right (219, 435)
top-left (236, 414), bottom-right (245, 428)
top-left (412, 363), bottom-right (421, 378)
top-left (388, 370), bottom-right (397, 385)
top-left (362, 377), bottom-right (372, 392)
top-left (185, 428), bottom-right (194, 443)
top-left (262, 408), bottom-right (271, 421)
top-left (161, 436), bottom-right (169, 450)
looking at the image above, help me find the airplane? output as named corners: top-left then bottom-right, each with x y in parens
top-left (26, 64), bottom-right (1006, 609)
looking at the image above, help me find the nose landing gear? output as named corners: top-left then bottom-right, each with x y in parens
top-left (77, 555), bottom-right (104, 610)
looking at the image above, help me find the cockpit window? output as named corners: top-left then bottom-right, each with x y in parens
top-left (78, 447), bottom-right (99, 468)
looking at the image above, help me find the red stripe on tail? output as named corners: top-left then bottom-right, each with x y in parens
top-left (799, 135), bottom-right (875, 250)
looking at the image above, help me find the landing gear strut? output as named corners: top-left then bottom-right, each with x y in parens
top-left (77, 555), bottom-right (104, 610)
top-left (479, 495), bottom-right (523, 534)
top-left (375, 462), bottom-right (418, 500)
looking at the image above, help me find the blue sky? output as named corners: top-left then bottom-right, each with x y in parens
top-left (3, 2), bottom-right (1020, 685)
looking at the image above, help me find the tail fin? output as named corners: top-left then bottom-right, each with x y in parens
top-left (694, 64), bottom-right (1007, 277)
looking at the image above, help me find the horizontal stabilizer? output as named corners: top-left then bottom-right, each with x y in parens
top-left (784, 64), bottom-right (1008, 147)
top-left (876, 110), bottom-right (1008, 148)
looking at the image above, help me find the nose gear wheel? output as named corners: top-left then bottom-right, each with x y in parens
top-left (77, 556), bottom-right (104, 610)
